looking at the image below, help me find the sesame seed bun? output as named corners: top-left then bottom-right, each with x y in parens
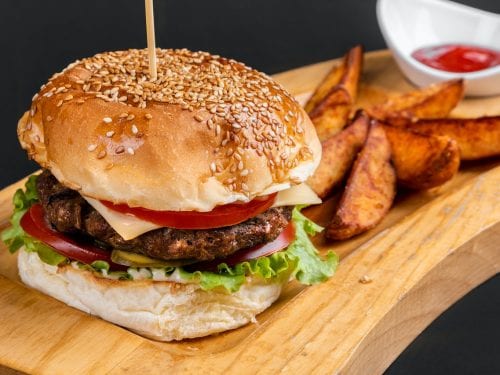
top-left (18, 249), bottom-right (284, 341)
top-left (18, 49), bottom-right (321, 211)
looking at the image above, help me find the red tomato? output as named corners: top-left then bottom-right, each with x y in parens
top-left (21, 204), bottom-right (295, 274)
top-left (192, 221), bottom-right (296, 271)
top-left (100, 193), bottom-right (278, 230)
top-left (21, 204), bottom-right (124, 269)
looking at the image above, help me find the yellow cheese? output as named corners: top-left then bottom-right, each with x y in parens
top-left (272, 183), bottom-right (322, 207)
top-left (84, 197), bottom-right (162, 240)
top-left (83, 183), bottom-right (321, 240)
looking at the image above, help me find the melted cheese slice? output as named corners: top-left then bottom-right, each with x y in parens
top-left (271, 183), bottom-right (321, 207)
top-left (84, 183), bottom-right (321, 240)
top-left (84, 197), bottom-right (162, 240)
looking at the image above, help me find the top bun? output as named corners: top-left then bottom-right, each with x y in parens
top-left (18, 49), bottom-right (320, 211)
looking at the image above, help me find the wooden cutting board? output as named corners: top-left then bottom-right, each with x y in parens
top-left (0, 50), bottom-right (499, 374)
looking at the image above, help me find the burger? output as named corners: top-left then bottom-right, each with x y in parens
top-left (3, 49), bottom-right (337, 341)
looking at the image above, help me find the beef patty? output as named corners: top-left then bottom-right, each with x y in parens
top-left (36, 170), bottom-right (293, 261)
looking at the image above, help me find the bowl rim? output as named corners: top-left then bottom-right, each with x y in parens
top-left (376, 0), bottom-right (500, 80)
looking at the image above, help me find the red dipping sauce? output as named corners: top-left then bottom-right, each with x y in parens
top-left (412, 44), bottom-right (500, 73)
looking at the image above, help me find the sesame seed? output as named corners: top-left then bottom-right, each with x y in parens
top-left (87, 144), bottom-right (97, 152)
top-left (210, 162), bottom-right (216, 173)
top-left (97, 150), bottom-right (106, 159)
top-left (115, 146), bottom-right (125, 154)
top-left (56, 100), bottom-right (63, 107)
top-left (34, 48), bottom-right (308, 192)
top-left (240, 169), bottom-right (249, 176)
top-left (106, 131), bottom-right (115, 138)
top-left (46, 116), bottom-right (53, 121)
top-left (103, 117), bottom-right (112, 123)
top-left (359, 275), bottom-right (373, 284)
top-left (127, 147), bottom-right (135, 155)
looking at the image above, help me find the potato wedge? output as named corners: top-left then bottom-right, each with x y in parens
top-left (406, 116), bottom-right (500, 160)
top-left (307, 111), bottom-right (369, 198)
top-left (326, 121), bottom-right (396, 240)
top-left (382, 124), bottom-right (460, 189)
top-left (309, 90), bottom-right (352, 141)
top-left (367, 79), bottom-right (464, 126)
top-left (305, 45), bottom-right (363, 140)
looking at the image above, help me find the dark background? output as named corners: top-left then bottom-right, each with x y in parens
top-left (0, 1), bottom-right (499, 373)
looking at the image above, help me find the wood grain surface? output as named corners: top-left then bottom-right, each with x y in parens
top-left (0, 50), bottom-right (498, 374)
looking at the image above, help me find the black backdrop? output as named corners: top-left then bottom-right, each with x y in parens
top-left (1, 1), bottom-right (499, 373)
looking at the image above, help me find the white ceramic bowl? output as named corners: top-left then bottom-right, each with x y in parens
top-left (377, 0), bottom-right (500, 96)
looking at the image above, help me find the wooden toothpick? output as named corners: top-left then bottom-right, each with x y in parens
top-left (145, 0), bottom-right (157, 80)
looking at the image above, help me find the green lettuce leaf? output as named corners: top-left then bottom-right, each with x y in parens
top-left (1, 174), bottom-right (67, 266)
top-left (177, 205), bottom-right (338, 292)
top-left (2, 176), bottom-right (338, 293)
top-left (24, 237), bottom-right (67, 266)
top-left (1, 175), bottom-right (39, 253)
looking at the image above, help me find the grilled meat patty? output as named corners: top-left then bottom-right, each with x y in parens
top-left (36, 170), bottom-right (293, 261)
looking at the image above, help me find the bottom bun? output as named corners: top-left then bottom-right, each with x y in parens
top-left (18, 249), bottom-right (284, 341)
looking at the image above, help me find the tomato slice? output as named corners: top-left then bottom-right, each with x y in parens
top-left (100, 193), bottom-right (278, 230)
top-left (20, 203), bottom-right (295, 274)
top-left (192, 221), bottom-right (296, 271)
top-left (20, 204), bottom-right (124, 269)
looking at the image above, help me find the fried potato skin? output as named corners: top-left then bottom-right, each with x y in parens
top-left (305, 62), bottom-right (345, 114)
top-left (307, 111), bottom-right (369, 199)
top-left (326, 122), bottom-right (396, 240)
top-left (309, 90), bottom-right (352, 141)
top-left (407, 116), bottom-right (500, 160)
top-left (368, 79), bottom-right (464, 126)
top-left (382, 124), bottom-right (460, 189)
top-left (306, 45), bottom-right (363, 140)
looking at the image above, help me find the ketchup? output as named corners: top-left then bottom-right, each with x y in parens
top-left (412, 44), bottom-right (500, 73)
